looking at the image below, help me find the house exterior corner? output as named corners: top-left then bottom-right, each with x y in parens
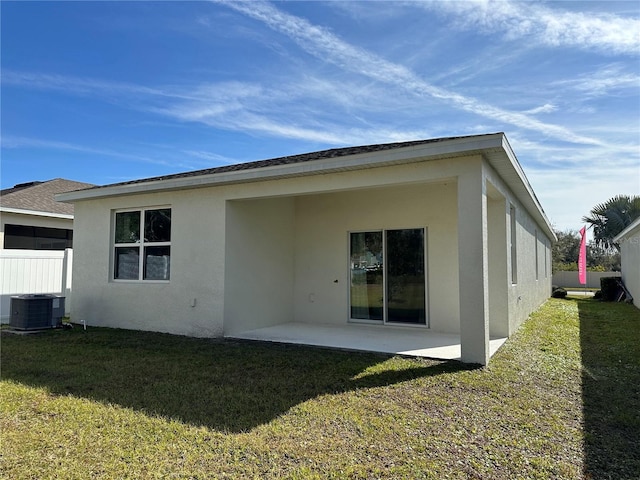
top-left (615, 218), bottom-right (640, 308)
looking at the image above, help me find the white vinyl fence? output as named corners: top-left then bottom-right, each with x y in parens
top-left (0, 249), bottom-right (72, 323)
top-left (552, 270), bottom-right (621, 290)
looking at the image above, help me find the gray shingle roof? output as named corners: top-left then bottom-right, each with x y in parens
top-left (0, 178), bottom-right (95, 215)
top-left (81, 135), bottom-right (487, 192)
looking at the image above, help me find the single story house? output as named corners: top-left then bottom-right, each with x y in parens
top-left (57, 133), bottom-right (555, 365)
top-left (614, 217), bottom-right (640, 308)
top-left (1, 178), bottom-right (94, 251)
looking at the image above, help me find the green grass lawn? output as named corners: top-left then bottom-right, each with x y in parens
top-left (1, 297), bottom-right (639, 479)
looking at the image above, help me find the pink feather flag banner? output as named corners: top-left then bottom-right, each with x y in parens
top-left (578, 226), bottom-right (587, 285)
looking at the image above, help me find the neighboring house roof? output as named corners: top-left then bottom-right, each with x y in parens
top-left (1, 178), bottom-right (94, 217)
top-left (56, 133), bottom-right (556, 240)
top-left (614, 216), bottom-right (640, 242)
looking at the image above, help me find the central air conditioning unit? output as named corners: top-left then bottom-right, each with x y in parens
top-left (9, 295), bottom-right (66, 330)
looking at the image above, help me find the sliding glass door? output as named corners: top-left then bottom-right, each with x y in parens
top-left (350, 231), bottom-right (384, 320)
top-left (349, 228), bottom-right (427, 326)
top-left (386, 228), bottom-right (426, 324)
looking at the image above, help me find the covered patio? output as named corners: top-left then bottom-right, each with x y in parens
top-left (227, 322), bottom-right (508, 361)
top-left (223, 174), bottom-right (510, 365)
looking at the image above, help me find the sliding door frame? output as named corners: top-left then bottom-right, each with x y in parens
top-left (348, 227), bottom-right (429, 328)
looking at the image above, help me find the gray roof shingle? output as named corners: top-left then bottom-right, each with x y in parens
top-left (79, 135), bottom-right (487, 192)
top-left (0, 178), bottom-right (95, 215)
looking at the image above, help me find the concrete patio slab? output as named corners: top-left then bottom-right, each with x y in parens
top-left (227, 322), bottom-right (508, 361)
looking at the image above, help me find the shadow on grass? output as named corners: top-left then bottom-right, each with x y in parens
top-left (1, 327), bottom-right (471, 432)
top-left (577, 298), bottom-right (640, 479)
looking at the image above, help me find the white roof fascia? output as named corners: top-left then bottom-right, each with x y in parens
top-left (0, 206), bottom-right (74, 220)
top-left (614, 216), bottom-right (640, 242)
top-left (53, 132), bottom-right (554, 240)
top-left (495, 135), bottom-right (557, 242)
top-left (55, 134), bottom-right (506, 203)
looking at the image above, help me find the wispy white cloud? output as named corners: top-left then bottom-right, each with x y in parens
top-left (149, 76), bottom-right (444, 144)
top-left (523, 104), bottom-right (557, 115)
top-left (529, 164), bottom-right (640, 230)
top-left (182, 150), bottom-right (239, 164)
top-left (421, 0), bottom-right (640, 56)
top-left (214, 0), bottom-right (605, 146)
top-left (176, 109), bottom-right (435, 145)
top-left (3, 135), bottom-right (113, 154)
top-left (156, 81), bottom-right (266, 122)
top-left (552, 64), bottom-right (640, 97)
top-left (1, 71), bottom-right (185, 100)
top-left (3, 2), bottom-right (634, 154)
top-left (509, 130), bottom-right (639, 166)
top-left (509, 133), bottom-right (640, 229)
top-left (1, 135), bottom-right (182, 168)
top-left (3, 69), bottom-right (432, 146)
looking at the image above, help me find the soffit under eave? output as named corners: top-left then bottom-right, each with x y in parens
top-left (0, 207), bottom-right (74, 220)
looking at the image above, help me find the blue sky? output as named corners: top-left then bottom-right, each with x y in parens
top-left (2, 1), bottom-right (639, 231)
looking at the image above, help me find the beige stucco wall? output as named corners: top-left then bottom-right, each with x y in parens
top-left (69, 153), bottom-right (553, 348)
top-left (71, 190), bottom-right (227, 337)
top-left (292, 181), bottom-right (459, 333)
top-left (618, 224), bottom-right (640, 308)
top-left (0, 211), bottom-right (74, 249)
top-left (508, 199), bottom-right (553, 330)
top-left (223, 158), bottom-right (462, 335)
top-left (487, 186), bottom-right (509, 338)
top-left (224, 196), bottom-right (296, 335)
top-left (482, 159), bottom-right (552, 336)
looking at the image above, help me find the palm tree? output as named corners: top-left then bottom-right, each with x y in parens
top-left (582, 195), bottom-right (640, 251)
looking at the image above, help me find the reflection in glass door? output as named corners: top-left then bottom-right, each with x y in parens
top-left (350, 231), bottom-right (383, 320)
top-left (349, 228), bottom-right (427, 325)
top-left (386, 229), bottom-right (426, 324)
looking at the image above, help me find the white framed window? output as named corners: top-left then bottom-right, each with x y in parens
top-left (113, 207), bottom-right (171, 281)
